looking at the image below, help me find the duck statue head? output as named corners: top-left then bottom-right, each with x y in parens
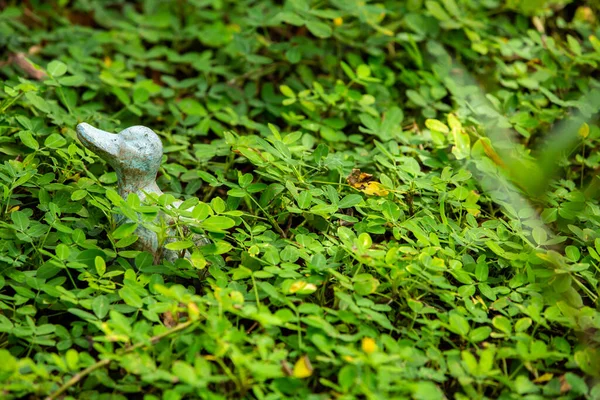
top-left (76, 123), bottom-right (164, 200)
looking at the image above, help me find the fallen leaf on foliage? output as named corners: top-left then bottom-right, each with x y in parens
top-left (346, 168), bottom-right (389, 196)
top-left (293, 355), bottom-right (313, 378)
top-left (162, 311), bottom-right (176, 328)
top-left (347, 168), bottom-right (372, 186)
top-left (280, 360), bottom-right (293, 376)
top-left (559, 375), bottom-right (571, 393)
top-left (361, 181), bottom-right (389, 196)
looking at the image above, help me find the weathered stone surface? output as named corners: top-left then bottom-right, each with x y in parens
top-left (76, 123), bottom-right (204, 263)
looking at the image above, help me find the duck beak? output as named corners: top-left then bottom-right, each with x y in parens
top-left (76, 123), bottom-right (120, 159)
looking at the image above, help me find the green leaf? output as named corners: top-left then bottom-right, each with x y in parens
top-left (475, 262), bottom-right (489, 282)
top-left (280, 85), bottom-right (295, 98)
top-left (441, 0), bottom-right (461, 17)
top-left (164, 240), bottom-right (194, 251)
top-left (340, 61), bottom-right (355, 80)
top-left (426, 1), bottom-right (450, 21)
top-left (565, 373), bottom-right (588, 395)
top-left (111, 87), bottom-right (130, 105)
top-left (356, 64), bottom-right (371, 79)
top-left (515, 318), bottom-right (532, 332)
top-left (380, 107), bottom-right (404, 137)
top-left (567, 35), bottom-right (582, 56)
top-left (119, 286), bottom-right (143, 308)
top-left (113, 223), bottom-right (138, 239)
top-left (278, 11), bottom-right (305, 26)
top-left (92, 295), bottom-right (110, 319)
top-left (58, 75), bottom-right (85, 86)
top-left (71, 190), bottom-right (87, 201)
top-left (297, 191), bottom-right (313, 209)
top-left (565, 245), bottom-right (580, 262)
top-left (461, 350), bottom-right (478, 375)
top-left (95, 256), bottom-right (106, 276)
top-left (44, 133), bottom-right (67, 148)
top-left (353, 273), bottom-right (379, 295)
top-left (11, 210), bottom-right (29, 230)
top-left (19, 130), bottom-right (39, 150)
top-left (338, 365), bottom-right (358, 392)
top-left (492, 316), bottom-right (512, 334)
top-left (486, 241), bottom-right (505, 256)
top-left (68, 308), bottom-right (98, 322)
top-left (25, 92), bottom-right (50, 113)
top-left (47, 60), bottom-right (67, 77)
top-left (306, 20), bottom-right (332, 38)
top-left (116, 235), bottom-right (139, 248)
top-left (406, 90), bottom-right (428, 107)
top-left (56, 243), bottom-right (70, 260)
top-left (227, 188), bottom-right (247, 197)
top-left (449, 313), bottom-right (470, 336)
top-left (425, 119), bottom-right (449, 133)
top-left (202, 216), bottom-right (236, 231)
top-left (178, 98), bottom-right (207, 116)
top-left (0, 349), bottom-right (17, 381)
top-left (135, 252), bottom-right (154, 269)
top-left (338, 194), bottom-right (362, 208)
top-left (531, 226), bottom-right (547, 244)
top-left (452, 129), bottom-right (471, 160)
top-left (190, 250), bottom-right (206, 269)
top-left (469, 326), bottom-right (491, 342)
top-left (172, 361), bottom-right (197, 385)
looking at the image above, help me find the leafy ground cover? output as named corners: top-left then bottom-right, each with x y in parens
top-left (1, 0), bottom-right (600, 399)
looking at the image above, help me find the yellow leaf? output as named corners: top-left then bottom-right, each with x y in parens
top-left (466, 208), bottom-right (481, 217)
top-left (293, 355), bottom-right (313, 378)
top-left (478, 138), bottom-right (506, 169)
top-left (579, 122), bottom-right (590, 139)
top-left (590, 35), bottom-right (600, 52)
top-left (191, 250), bottom-right (206, 269)
top-left (534, 373), bottom-right (554, 383)
top-left (346, 168), bottom-right (389, 196)
top-left (289, 281), bottom-right (317, 294)
top-left (574, 6), bottom-right (595, 23)
top-left (361, 337), bottom-right (377, 354)
top-left (229, 290), bottom-right (245, 305)
top-left (376, 26), bottom-right (394, 36)
top-left (361, 181), bottom-right (389, 196)
top-left (187, 302), bottom-right (200, 321)
top-left (228, 24), bottom-right (241, 33)
top-left (447, 113), bottom-right (462, 131)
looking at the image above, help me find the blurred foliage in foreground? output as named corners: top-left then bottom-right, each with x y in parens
top-left (1, 0), bottom-right (600, 399)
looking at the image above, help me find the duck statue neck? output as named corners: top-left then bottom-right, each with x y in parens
top-left (76, 123), bottom-right (196, 263)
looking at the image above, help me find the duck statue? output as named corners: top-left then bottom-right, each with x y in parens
top-left (76, 123), bottom-right (206, 263)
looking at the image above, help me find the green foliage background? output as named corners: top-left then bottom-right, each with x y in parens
top-left (1, 0), bottom-right (600, 399)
